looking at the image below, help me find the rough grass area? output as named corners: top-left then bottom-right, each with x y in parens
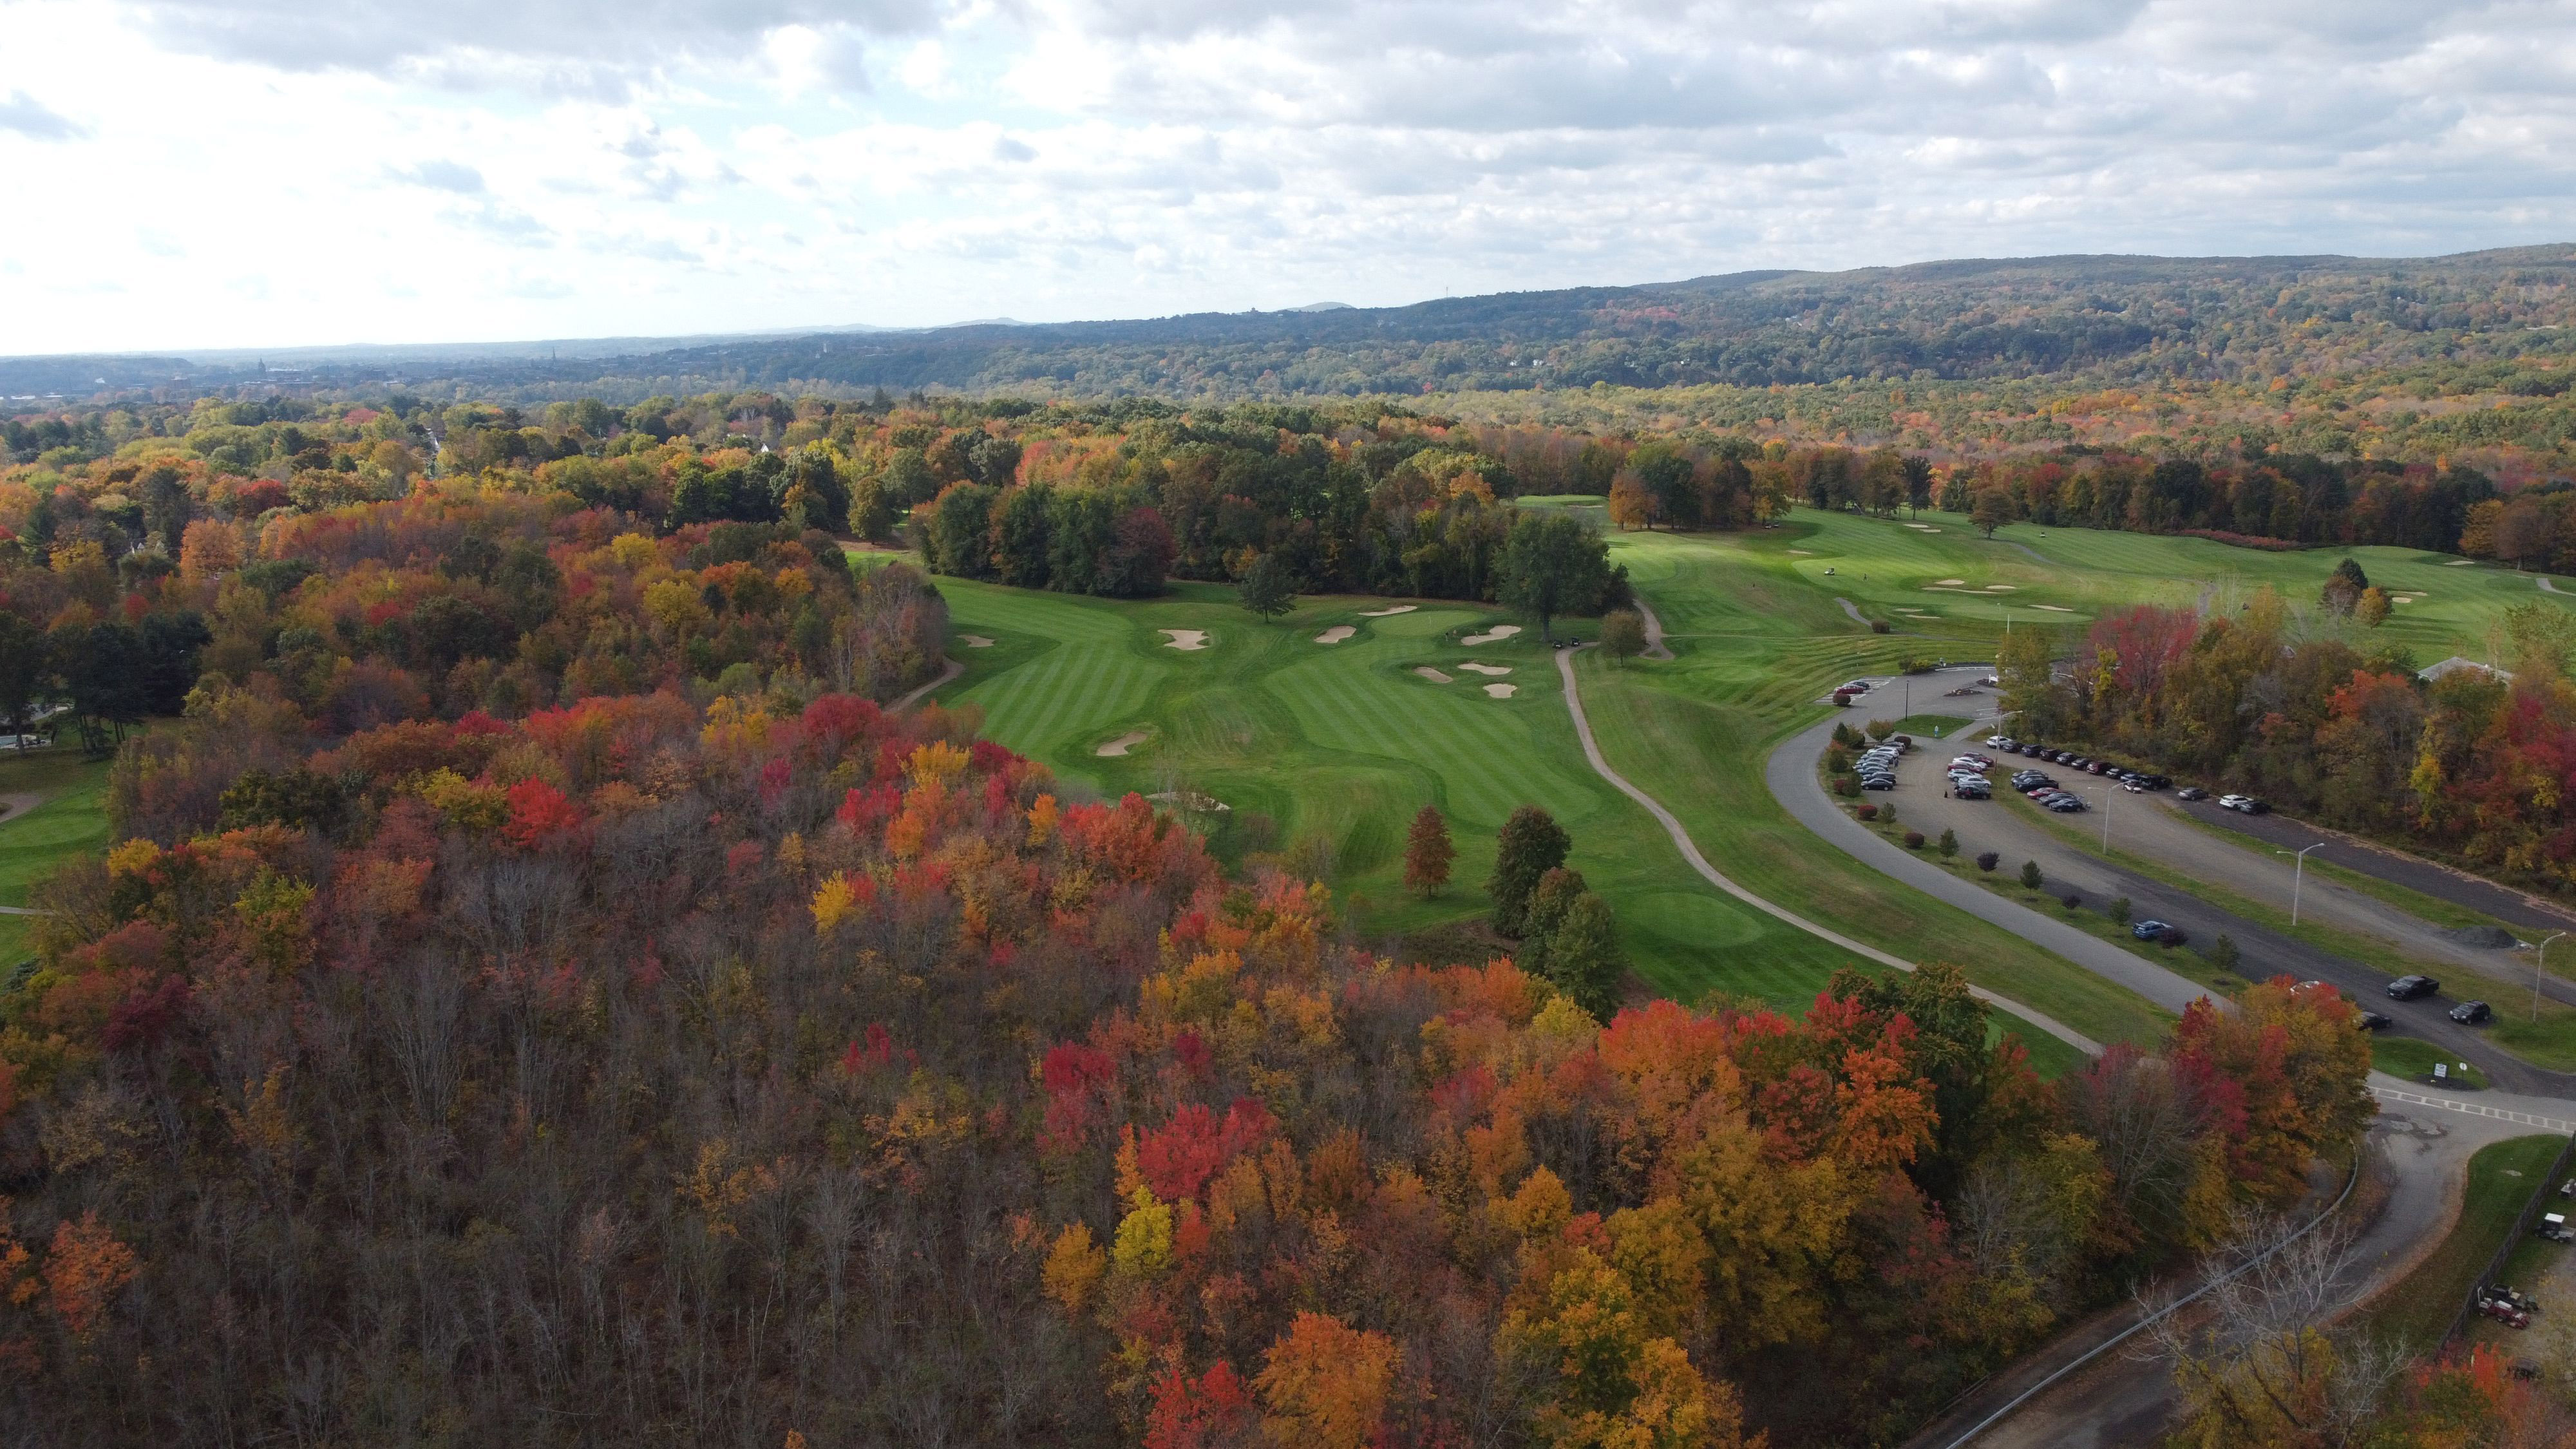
top-left (2373, 1037), bottom-right (2492, 1090)
top-left (2367, 1134), bottom-right (2567, 1354)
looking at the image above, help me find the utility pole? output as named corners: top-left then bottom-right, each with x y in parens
top-left (2538, 931), bottom-right (2567, 1022)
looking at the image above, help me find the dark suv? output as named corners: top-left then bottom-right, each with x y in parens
top-left (2387, 974), bottom-right (2440, 1001)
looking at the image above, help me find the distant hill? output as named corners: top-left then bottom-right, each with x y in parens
top-left (10, 248), bottom-right (2574, 404)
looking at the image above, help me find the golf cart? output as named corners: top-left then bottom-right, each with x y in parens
top-left (2541, 1213), bottom-right (2575, 1244)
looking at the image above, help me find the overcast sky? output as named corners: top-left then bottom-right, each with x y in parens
top-left (2, 0), bottom-right (2571, 353)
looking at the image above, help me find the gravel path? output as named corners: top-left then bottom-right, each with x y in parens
top-left (887, 657), bottom-right (964, 712)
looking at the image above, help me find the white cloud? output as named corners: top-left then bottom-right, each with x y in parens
top-left (0, 0), bottom-right (2568, 351)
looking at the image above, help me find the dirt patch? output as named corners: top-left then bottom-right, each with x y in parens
top-left (1413, 667), bottom-right (1454, 683)
top-left (1359, 605), bottom-right (1417, 617)
top-left (1458, 661), bottom-right (1512, 676)
top-left (1312, 625), bottom-right (1356, 644)
top-left (960, 634), bottom-right (995, 648)
top-left (1096, 730), bottom-right (1149, 757)
top-left (1160, 629), bottom-right (1209, 650)
top-left (1484, 683), bottom-right (1518, 699)
top-left (1461, 623), bottom-right (1523, 647)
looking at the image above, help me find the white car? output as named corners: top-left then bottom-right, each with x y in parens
top-left (2217, 793), bottom-right (2250, 810)
top-left (1985, 735), bottom-right (2012, 748)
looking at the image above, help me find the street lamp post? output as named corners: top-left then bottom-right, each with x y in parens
top-left (2283, 842), bottom-right (2323, 927)
top-left (2538, 931), bottom-right (2568, 1023)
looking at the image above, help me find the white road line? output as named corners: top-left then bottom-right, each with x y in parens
top-left (2373, 1086), bottom-right (2575, 1132)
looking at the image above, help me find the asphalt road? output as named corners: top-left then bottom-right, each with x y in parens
top-left (1790, 699), bottom-right (2576, 1098)
top-left (2168, 799), bottom-right (2576, 938)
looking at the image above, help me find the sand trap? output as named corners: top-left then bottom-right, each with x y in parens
top-left (1906, 524), bottom-right (1942, 532)
top-left (1484, 683), bottom-right (1517, 699)
top-left (1313, 625), bottom-right (1356, 645)
top-left (1984, 585), bottom-right (2017, 592)
top-left (1359, 605), bottom-right (1417, 617)
top-left (1148, 790), bottom-right (1229, 813)
top-left (960, 634), bottom-right (994, 648)
top-left (1097, 730), bottom-right (1148, 757)
top-left (1458, 661), bottom-right (1512, 676)
top-left (1935, 578), bottom-right (1965, 586)
top-left (1788, 549), bottom-right (1814, 554)
top-left (1413, 667), bottom-right (1454, 683)
top-left (2029, 604), bottom-right (2074, 612)
top-left (1160, 629), bottom-right (1209, 650)
top-left (2447, 559), bottom-right (2477, 565)
top-left (1461, 623), bottom-right (1523, 647)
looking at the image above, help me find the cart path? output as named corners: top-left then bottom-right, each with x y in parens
top-left (1634, 599), bottom-right (1675, 659)
top-left (887, 656), bottom-right (965, 713)
top-left (1835, 596), bottom-right (1870, 627)
top-left (1551, 647), bottom-right (2101, 1056)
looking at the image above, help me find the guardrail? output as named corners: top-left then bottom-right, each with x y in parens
top-left (2441, 1128), bottom-right (2576, 1347)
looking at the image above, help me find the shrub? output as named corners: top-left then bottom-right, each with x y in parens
top-left (1866, 719), bottom-right (1896, 741)
top-left (2019, 860), bottom-right (2043, 890)
top-left (1856, 803), bottom-right (1879, 821)
top-left (1976, 851), bottom-right (1999, 872)
top-left (1832, 775), bottom-right (1859, 797)
top-left (2061, 892), bottom-right (2082, 912)
top-left (1904, 831), bottom-right (1925, 849)
top-left (1878, 803), bottom-right (1897, 827)
top-left (2108, 896), bottom-right (2132, 925)
top-left (1826, 744), bottom-right (1851, 773)
top-left (2159, 926), bottom-right (2190, 949)
top-left (1832, 722), bottom-right (1864, 748)
top-left (1870, 619), bottom-right (1891, 634)
top-left (2208, 933), bottom-right (2241, 974)
top-left (1937, 828), bottom-right (1958, 857)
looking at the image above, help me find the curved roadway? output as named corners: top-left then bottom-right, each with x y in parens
top-left (1550, 649), bottom-right (2100, 1055)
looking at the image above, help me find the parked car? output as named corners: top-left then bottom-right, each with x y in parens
top-left (1986, 735), bottom-right (2015, 749)
top-left (1956, 782), bottom-right (1991, 799)
top-left (2233, 797), bottom-right (2269, 814)
top-left (2132, 920), bottom-right (2172, 940)
top-left (2177, 786), bottom-right (2208, 800)
top-left (2452, 999), bottom-right (2495, 1025)
top-left (2357, 1010), bottom-right (2393, 1031)
top-left (1861, 776), bottom-right (1896, 790)
top-left (2387, 974), bottom-right (2440, 1000)
top-left (2122, 780), bottom-right (2148, 793)
top-left (1839, 680), bottom-right (1871, 694)
top-left (2217, 793), bottom-right (2251, 810)
top-left (2021, 744), bottom-right (2045, 757)
top-left (2047, 797), bottom-right (2087, 813)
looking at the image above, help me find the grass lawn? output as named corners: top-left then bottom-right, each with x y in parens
top-left (1792, 507), bottom-right (2576, 663)
top-left (2373, 1037), bottom-right (2493, 1090)
top-left (0, 743), bottom-right (118, 966)
top-left (2368, 1134), bottom-right (2567, 1354)
top-left (1573, 526), bottom-right (2174, 1054)
top-left (920, 576), bottom-right (1882, 1019)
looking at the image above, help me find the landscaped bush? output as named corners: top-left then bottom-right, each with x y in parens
top-left (1937, 828), bottom-right (1958, 857)
top-left (1833, 775), bottom-right (1860, 797)
top-left (1870, 619), bottom-right (1891, 633)
top-left (2061, 893), bottom-right (2082, 911)
top-left (2020, 860), bottom-right (2044, 890)
top-left (2109, 896), bottom-right (2132, 925)
top-left (1857, 803), bottom-right (1879, 820)
top-left (1904, 831), bottom-right (1926, 849)
top-left (1976, 851), bottom-right (1999, 871)
top-left (2159, 926), bottom-right (2190, 949)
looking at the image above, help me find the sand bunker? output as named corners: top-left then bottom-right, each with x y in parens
top-left (1313, 625), bottom-right (1356, 644)
top-left (1906, 524), bottom-right (1943, 532)
top-left (2029, 604), bottom-right (2074, 612)
top-left (960, 634), bottom-right (994, 648)
top-left (1097, 730), bottom-right (1148, 757)
top-left (1148, 790), bottom-right (1229, 813)
top-left (1461, 623), bottom-right (1523, 647)
top-left (2448, 559), bottom-right (2477, 565)
top-left (1788, 549), bottom-right (1814, 554)
top-left (1160, 629), bottom-right (1209, 650)
top-left (1935, 578), bottom-right (1965, 586)
top-left (1484, 683), bottom-right (1517, 699)
top-left (1359, 605), bottom-right (1417, 617)
top-left (1984, 585), bottom-right (2016, 592)
top-left (1458, 661), bottom-right (1512, 676)
top-left (1413, 667), bottom-right (1454, 683)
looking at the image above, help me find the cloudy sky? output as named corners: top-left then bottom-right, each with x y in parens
top-left (2, 0), bottom-right (2571, 352)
